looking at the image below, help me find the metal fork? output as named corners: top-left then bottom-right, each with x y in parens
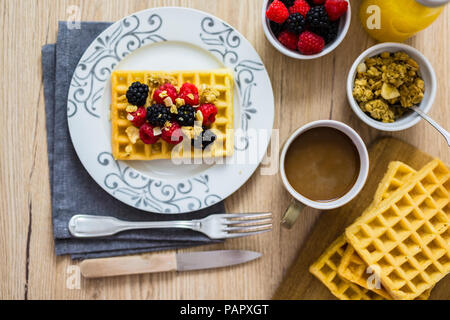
top-left (68, 213), bottom-right (272, 239)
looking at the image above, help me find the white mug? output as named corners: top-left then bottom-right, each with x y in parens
top-left (279, 120), bottom-right (369, 228)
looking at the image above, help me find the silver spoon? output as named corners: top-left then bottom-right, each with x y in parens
top-left (411, 106), bottom-right (450, 147)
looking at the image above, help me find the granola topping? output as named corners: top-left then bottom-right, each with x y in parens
top-left (200, 85), bottom-right (220, 103)
top-left (353, 51), bottom-right (425, 123)
top-left (125, 126), bottom-right (140, 144)
top-left (126, 105), bottom-right (138, 113)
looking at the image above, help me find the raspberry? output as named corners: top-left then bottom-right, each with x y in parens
top-left (288, 0), bottom-right (310, 17)
top-left (297, 31), bottom-right (325, 55)
top-left (312, 0), bottom-right (326, 4)
top-left (161, 122), bottom-right (184, 145)
top-left (196, 104), bottom-right (218, 126)
top-left (277, 31), bottom-right (298, 50)
top-left (178, 83), bottom-right (199, 105)
top-left (266, 0), bottom-right (289, 24)
top-left (127, 107), bottom-right (147, 127)
top-left (324, 0), bottom-right (348, 21)
top-left (139, 123), bottom-right (160, 144)
top-left (153, 83), bottom-right (178, 104)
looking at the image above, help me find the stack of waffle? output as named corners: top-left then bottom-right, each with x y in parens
top-left (310, 159), bottom-right (450, 300)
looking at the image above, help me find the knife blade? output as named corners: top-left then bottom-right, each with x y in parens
top-left (80, 250), bottom-right (261, 278)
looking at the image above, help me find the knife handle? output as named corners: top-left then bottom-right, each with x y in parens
top-left (79, 252), bottom-right (177, 278)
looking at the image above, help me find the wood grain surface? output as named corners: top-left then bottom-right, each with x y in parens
top-left (273, 137), bottom-right (449, 300)
top-left (0, 0), bottom-right (448, 299)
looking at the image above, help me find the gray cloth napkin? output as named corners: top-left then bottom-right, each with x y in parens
top-left (42, 22), bottom-right (224, 260)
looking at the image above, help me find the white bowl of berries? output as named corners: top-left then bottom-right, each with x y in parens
top-left (262, 0), bottom-right (351, 59)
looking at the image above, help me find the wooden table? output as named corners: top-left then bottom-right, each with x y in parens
top-left (0, 0), bottom-right (448, 300)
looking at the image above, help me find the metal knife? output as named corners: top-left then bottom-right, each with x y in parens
top-left (79, 250), bottom-right (261, 278)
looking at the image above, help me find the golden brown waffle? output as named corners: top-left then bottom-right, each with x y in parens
top-left (373, 161), bottom-right (417, 205)
top-left (339, 162), bottom-right (415, 299)
top-left (338, 161), bottom-right (433, 300)
top-left (339, 244), bottom-right (432, 300)
top-left (110, 69), bottom-right (234, 160)
top-left (345, 159), bottom-right (450, 300)
top-left (309, 236), bottom-right (385, 300)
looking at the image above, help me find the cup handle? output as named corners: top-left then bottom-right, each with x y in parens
top-left (281, 200), bottom-right (306, 229)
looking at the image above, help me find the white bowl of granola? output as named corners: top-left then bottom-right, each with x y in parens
top-left (347, 43), bottom-right (436, 131)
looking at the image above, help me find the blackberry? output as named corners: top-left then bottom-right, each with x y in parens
top-left (174, 105), bottom-right (195, 126)
top-left (146, 104), bottom-right (171, 126)
top-left (191, 127), bottom-right (217, 150)
top-left (280, 0), bottom-right (295, 7)
top-left (312, 21), bottom-right (339, 44)
top-left (284, 13), bottom-right (306, 34)
top-left (269, 21), bottom-right (283, 37)
top-left (306, 5), bottom-right (330, 30)
top-left (126, 82), bottom-right (149, 106)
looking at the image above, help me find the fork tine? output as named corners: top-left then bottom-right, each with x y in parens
top-left (223, 228), bottom-right (272, 239)
top-left (224, 218), bottom-right (272, 225)
top-left (224, 223), bottom-right (272, 232)
top-left (224, 212), bottom-right (272, 220)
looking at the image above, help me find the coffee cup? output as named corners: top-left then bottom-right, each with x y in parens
top-left (279, 120), bottom-right (369, 228)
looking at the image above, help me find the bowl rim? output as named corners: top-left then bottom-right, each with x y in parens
top-left (346, 42), bottom-right (437, 132)
top-left (261, 0), bottom-right (351, 60)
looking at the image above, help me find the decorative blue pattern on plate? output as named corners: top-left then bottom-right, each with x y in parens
top-left (67, 7), bottom-right (274, 214)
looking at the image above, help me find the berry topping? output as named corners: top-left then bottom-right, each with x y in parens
top-left (280, 0), bottom-right (296, 7)
top-left (284, 13), bottom-right (306, 34)
top-left (196, 103), bottom-right (218, 126)
top-left (269, 21), bottom-right (284, 37)
top-left (153, 83), bottom-right (178, 104)
top-left (313, 20), bottom-right (339, 44)
top-left (146, 104), bottom-right (172, 127)
top-left (312, 0), bottom-right (326, 4)
top-left (288, 0), bottom-right (310, 17)
top-left (266, 0), bottom-right (289, 24)
top-left (175, 105), bottom-right (196, 126)
top-left (306, 5), bottom-right (330, 30)
top-left (192, 127), bottom-right (217, 150)
top-left (324, 0), bottom-right (348, 21)
top-left (161, 122), bottom-right (184, 145)
top-left (126, 82), bottom-right (149, 106)
top-left (178, 83), bottom-right (199, 105)
top-left (127, 107), bottom-right (147, 127)
top-left (277, 30), bottom-right (299, 50)
top-left (139, 123), bottom-right (160, 144)
top-left (297, 31), bottom-right (325, 55)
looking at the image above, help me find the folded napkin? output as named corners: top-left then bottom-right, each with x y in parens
top-left (42, 22), bottom-right (224, 260)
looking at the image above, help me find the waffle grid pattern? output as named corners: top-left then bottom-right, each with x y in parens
top-left (345, 159), bottom-right (450, 300)
top-left (339, 162), bottom-right (416, 299)
top-left (111, 69), bottom-right (234, 160)
top-left (309, 236), bottom-right (385, 300)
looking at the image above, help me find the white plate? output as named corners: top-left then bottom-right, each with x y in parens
top-left (67, 7), bottom-right (274, 214)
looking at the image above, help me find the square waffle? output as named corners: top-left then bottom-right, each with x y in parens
top-left (309, 236), bottom-right (385, 300)
top-left (110, 69), bottom-right (234, 160)
top-left (345, 159), bottom-right (450, 300)
top-left (338, 161), bottom-right (433, 300)
top-left (339, 244), bottom-right (432, 300)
